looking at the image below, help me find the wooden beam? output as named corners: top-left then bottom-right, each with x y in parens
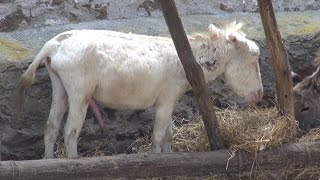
top-left (257, 0), bottom-right (294, 117)
top-left (0, 142), bottom-right (319, 179)
top-left (159, 0), bottom-right (224, 150)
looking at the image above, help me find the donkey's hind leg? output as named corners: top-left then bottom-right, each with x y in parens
top-left (61, 73), bottom-right (96, 158)
top-left (43, 59), bottom-right (68, 159)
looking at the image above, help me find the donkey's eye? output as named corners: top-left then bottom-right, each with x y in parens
top-left (301, 107), bottom-right (310, 112)
top-left (253, 53), bottom-right (259, 57)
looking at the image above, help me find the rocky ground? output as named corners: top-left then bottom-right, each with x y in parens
top-left (0, 0), bottom-right (320, 160)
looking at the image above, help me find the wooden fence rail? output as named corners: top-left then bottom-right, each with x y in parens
top-left (0, 142), bottom-right (319, 180)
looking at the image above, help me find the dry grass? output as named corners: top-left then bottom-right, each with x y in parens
top-left (53, 137), bottom-right (105, 158)
top-left (53, 106), bottom-right (301, 157)
top-left (219, 107), bottom-right (297, 152)
top-left (51, 106), bottom-right (320, 180)
top-left (237, 166), bottom-right (320, 180)
top-left (53, 137), bottom-right (67, 158)
top-left (299, 128), bottom-right (320, 143)
top-left (130, 117), bottom-right (210, 153)
top-left (134, 166), bottom-right (320, 180)
top-left (131, 107), bottom-right (297, 153)
top-left (129, 107), bottom-right (320, 180)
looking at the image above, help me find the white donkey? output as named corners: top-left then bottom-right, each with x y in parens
top-left (17, 22), bottom-right (263, 159)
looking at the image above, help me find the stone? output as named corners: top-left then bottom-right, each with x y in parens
top-left (0, 8), bottom-right (25, 32)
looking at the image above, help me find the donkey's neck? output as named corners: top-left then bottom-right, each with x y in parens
top-left (189, 37), bottom-right (227, 83)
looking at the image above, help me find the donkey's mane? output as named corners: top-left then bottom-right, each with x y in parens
top-left (295, 66), bottom-right (320, 96)
top-left (295, 49), bottom-right (320, 94)
top-left (225, 21), bottom-right (245, 34)
top-left (189, 21), bottom-right (246, 41)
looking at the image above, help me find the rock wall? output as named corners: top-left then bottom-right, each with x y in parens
top-left (1, 0), bottom-right (320, 31)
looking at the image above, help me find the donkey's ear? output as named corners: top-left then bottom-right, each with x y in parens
top-left (313, 68), bottom-right (320, 87)
top-left (228, 33), bottom-right (248, 49)
top-left (291, 71), bottom-right (303, 85)
top-left (208, 24), bottom-right (220, 39)
top-left (208, 24), bottom-right (219, 33)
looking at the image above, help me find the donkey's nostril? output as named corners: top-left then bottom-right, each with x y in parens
top-left (245, 89), bottom-right (264, 103)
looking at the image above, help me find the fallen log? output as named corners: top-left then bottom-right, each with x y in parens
top-left (0, 142), bottom-right (319, 180)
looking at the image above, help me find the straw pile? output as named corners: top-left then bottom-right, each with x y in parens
top-left (53, 137), bottom-right (105, 158)
top-left (217, 107), bottom-right (297, 152)
top-left (128, 107), bottom-right (320, 180)
top-left (131, 107), bottom-right (298, 153)
top-left (51, 107), bottom-right (319, 179)
top-left (299, 128), bottom-right (320, 143)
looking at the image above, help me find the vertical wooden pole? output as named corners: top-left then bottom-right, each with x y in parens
top-left (159, 0), bottom-right (224, 150)
top-left (0, 135), bottom-right (1, 160)
top-left (257, 0), bottom-right (294, 118)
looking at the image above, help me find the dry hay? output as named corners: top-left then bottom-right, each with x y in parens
top-left (53, 137), bottom-right (105, 158)
top-left (299, 127), bottom-right (320, 143)
top-left (130, 107), bottom-right (297, 153)
top-left (218, 107), bottom-right (297, 152)
top-left (135, 166), bottom-right (320, 180)
top-left (52, 106), bottom-right (299, 158)
top-left (130, 117), bottom-right (209, 153)
top-left (229, 165), bottom-right (320, 180)
top-left (50, 106), bottom-right (319, 180)
top-left (129, 107), bottom-right (320, 180)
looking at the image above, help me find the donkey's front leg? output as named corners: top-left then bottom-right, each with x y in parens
top-left (152, 101), bottom-right (174, 153)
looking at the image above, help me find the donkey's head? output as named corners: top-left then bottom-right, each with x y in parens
top-left (293, 51), bottom-right (320, 130)
top-left (207, 22), bottom-right (263, 102)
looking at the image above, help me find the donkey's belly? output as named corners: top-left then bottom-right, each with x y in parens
top-left (93, 82), bottom-right (160, 110)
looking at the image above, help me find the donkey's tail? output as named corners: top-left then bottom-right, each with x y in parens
top-left (17, 42), bottom-right (57, 118)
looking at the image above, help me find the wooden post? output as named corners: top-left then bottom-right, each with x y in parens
top-left (159, 0), bottom-right (224, 150)
top-left (0, 135), bottom-right (1, 161)
top-left (257, 0), bottom-right (294, 118)
top-left (0, 142), bottom-right (319, 179)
